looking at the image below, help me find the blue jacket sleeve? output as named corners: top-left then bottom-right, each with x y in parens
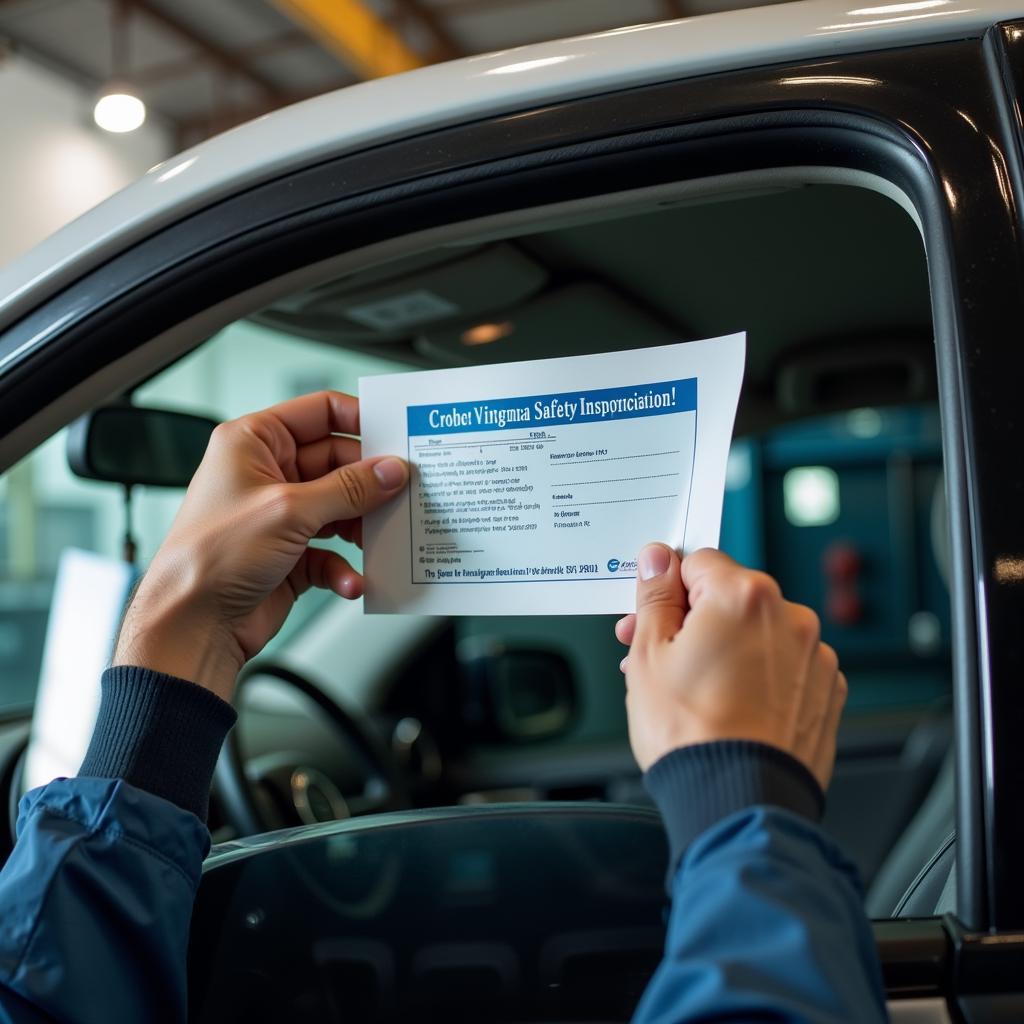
top-left (0, 667), bottom-right (236, 1024)
top-left (634, 742), bottom-right (888, 1024)
top-left (0, 779), bottom-right (209, 1024)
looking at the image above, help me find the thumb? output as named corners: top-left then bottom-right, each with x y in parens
top-left (288, 455), bottom-right (409, 531)
top-left (632, 543), bottom-right (685, 650)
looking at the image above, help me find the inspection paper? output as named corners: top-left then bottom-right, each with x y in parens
top-left (361, 333), bottom-right (745, 615)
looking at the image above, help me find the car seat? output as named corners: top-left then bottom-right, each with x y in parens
top-left (866, 751), bottom-right (955, 916)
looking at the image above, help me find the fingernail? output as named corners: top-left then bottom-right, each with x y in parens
top-left (373, 457), bottom-right (407, 490)
top-left (639, 544), bottom-right (671, 581)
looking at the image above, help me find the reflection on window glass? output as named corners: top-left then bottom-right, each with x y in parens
top-left (783, 466), bottom-right (840, 527)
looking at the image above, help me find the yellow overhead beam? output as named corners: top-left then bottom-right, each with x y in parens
top-left (272, 0), bottom-right (426, 79)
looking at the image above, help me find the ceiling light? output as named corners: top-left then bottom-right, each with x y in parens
top-left (94, 89), bottom-right (146, 134)
top-left (783, 466), bottom-right (840, 527)
top-left (461, 321), bottom-right (515, 346)
top-left (846, 407), bottom-right (883, 438)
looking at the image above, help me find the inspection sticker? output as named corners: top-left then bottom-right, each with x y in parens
top-left (361, 333), bottom-right (745, 615)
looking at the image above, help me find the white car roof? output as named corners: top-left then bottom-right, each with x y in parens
top-left (2, 0), bottom-right (1022, 331)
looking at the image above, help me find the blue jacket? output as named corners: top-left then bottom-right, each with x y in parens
top-left (0, 669), bottom-right (887, 1022)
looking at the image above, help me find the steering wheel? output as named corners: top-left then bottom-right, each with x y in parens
top-left (215, 662), bottom-right (408, 837)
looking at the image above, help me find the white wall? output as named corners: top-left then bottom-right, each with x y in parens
top-left (0, 53), bottom-right (172, 267)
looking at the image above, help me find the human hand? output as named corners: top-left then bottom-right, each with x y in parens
top-left (614, 545), bottom-right (846, 790)
top-left (114, 391), bottom-right (408, 701)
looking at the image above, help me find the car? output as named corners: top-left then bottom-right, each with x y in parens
top-left (3, 0), bottom-right (1024, 1019)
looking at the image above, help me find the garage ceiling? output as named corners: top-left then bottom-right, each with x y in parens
top-left (0, 0), bottom-right (789, 148)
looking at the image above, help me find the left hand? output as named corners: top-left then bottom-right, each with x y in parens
top-left (114, 391), bottom-right (409, 701)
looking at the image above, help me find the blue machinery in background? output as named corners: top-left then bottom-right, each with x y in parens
top-left (721, 404), bottom-right (949, 710)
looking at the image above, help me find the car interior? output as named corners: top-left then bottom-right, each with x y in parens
top-left (0, 173), bottom-right (957, 1016)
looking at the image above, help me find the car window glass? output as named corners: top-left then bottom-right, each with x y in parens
top-left (0, 179), bottom-right (952, 918)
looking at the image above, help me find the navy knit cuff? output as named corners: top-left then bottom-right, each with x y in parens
top-left (644, 740), bottom-right (824, 883)
top-left (79, 666), bottom-right (237, 822)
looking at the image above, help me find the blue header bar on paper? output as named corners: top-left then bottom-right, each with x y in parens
top-left (407, 377), bottom-right (696, 436)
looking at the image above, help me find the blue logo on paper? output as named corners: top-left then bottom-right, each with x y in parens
top-left (607, 559), bottom-right (620, 573)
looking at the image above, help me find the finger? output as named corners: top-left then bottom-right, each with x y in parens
top-left (340, 518), bottom-right (363, 548)
top-left (812, 669), bottom-right (848, 792)
top-left (288, 455), bottom-right (408, 532)
top-left (295, 436), bottom-right (361, 482)
top-left (632, 543), bottom-right (685, 650)
top-left (683, 550), bottom-right (782, 620)
top-left (679, 547), bottom-right (741, 606)
top-left (314, 519), bottom-right (363, 547)
top-left (289, 547), bottom-right (364, 600)
top-left (619, 655), bottom-right (629, 674)
top-left (786, 601), bottom-right (822, 655)
top-left (263, 391), bottom-right (360, 446)
top-left (614, 614), bottom-right (636, 646)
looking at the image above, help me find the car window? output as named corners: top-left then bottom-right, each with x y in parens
top-left (0, 177), bottom-right (951, 915)
top-left (245, 180), bottom-right (943, 907)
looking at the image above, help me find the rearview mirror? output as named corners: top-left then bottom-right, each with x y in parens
top-left (67, 405), bottom-right (219, 488)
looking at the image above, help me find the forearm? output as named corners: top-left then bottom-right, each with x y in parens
top-left (0, 668), bottom-right (235, 1024)
top-left (634, 743), bottom-right (887, 1024)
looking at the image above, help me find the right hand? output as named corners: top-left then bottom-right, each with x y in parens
top-left (614, 546), bottom-right (847, 790)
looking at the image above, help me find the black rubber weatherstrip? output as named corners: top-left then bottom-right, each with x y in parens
top-left (0, 112), bottom-right (928, 436)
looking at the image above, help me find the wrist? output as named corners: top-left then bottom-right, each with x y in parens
top-left (80, 666), bottom-right (238, 820)
top-left (644, 740), bottom-right (825, 887)
top-left (115, 566), bottom-right (243, 702)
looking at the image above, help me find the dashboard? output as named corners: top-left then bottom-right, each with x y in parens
top-left (188, 803), bottom-right (668, 1023)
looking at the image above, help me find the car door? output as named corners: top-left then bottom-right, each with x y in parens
top-left (2, 20), bottom-right (1024, 1022)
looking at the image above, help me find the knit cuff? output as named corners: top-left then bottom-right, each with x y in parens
top-left (78, 666), bottom-right (237, 821)
top-left (644, 740), bottom-right (824, 883)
